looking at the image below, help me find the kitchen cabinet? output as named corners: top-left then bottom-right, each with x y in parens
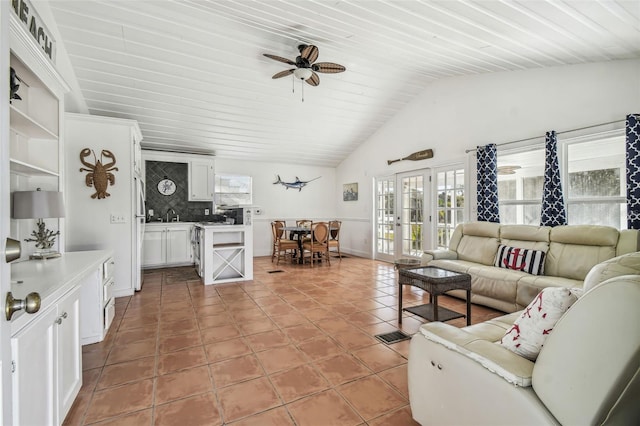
top-left (10, 250), bottom-right (114, 425)
top-left (189, 159), bottom-right (215, 201)
top-left (143, 223), bottom-right (194, 268)
top-left (11, 286), bottom-right (81, 426)
top-left (55, 286), bottom-right (83, 423)
top-left (11, 305), bottom-right (56, 426)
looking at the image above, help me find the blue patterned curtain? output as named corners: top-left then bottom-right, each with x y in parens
top-left (626, 114), bottom-right (640, 229)
top-left (476, 144), bottom-right (500, 222)
top-left (540, 131), bottom-right (567, 226)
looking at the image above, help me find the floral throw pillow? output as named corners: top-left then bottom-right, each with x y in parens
top-left (499, 287), bottom-right (578, 361)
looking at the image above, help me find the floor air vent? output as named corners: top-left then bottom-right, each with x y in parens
top-left (267, 270), bottom-right (285, 274)
top-left (375, 330), bottom-right (411, 345)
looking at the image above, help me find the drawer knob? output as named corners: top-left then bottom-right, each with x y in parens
top-left (5, 291), bottom-right (41, 320)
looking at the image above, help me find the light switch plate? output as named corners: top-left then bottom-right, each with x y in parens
top-left (110, 214), bottom-right (126, 224)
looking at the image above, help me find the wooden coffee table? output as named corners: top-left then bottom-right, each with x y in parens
top-left (398, 266), bottom-right (471, 325)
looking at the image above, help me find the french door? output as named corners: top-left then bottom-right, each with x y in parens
top-left (375, 169), bottom-right (430, 262)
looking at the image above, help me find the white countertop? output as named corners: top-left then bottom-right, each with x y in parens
top-left (145, 221), bottom-right (197, 226)
top-left (195, 223), bottom-right (247, 228)
top-left (10, 250), bottom-right (112, 333)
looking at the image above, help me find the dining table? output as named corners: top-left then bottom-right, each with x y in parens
top-left (282, 226), bottom-right (312, 263)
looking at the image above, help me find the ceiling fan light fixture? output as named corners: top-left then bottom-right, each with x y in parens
top-left (293, 68), bottom-right (313, 80)
top-left (497, 165), bottom-right (522, 175)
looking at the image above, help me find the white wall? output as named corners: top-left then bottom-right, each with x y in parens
top-left (337, 59), bottom-right (640, 258)
top-left (215, 158), bottom-right (336, 257)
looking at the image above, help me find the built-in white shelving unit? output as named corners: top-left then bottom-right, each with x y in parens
top-left (8, 15), bottom-right (69, 257)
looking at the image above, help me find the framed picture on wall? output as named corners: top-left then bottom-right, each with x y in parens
top-left (343, 183), bottom-right (358, 201)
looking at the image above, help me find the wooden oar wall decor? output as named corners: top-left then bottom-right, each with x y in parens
top-left (388, 149), bottom-right (434, 165)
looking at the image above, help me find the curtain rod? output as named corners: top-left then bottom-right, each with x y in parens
top-left (464, 119), bottom-right (625, 154)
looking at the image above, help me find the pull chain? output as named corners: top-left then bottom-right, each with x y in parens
top-left (290, 75), bottom-right (305, 102)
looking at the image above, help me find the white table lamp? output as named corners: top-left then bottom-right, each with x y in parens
top-left (12, 188), bottom-right (65, 259)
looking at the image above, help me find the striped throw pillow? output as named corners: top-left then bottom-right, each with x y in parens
top-left (495, 245), bottom-right (546, 275)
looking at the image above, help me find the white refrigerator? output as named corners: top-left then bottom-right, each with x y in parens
top-left (134, 173), bottom-right (145, 291)
top-left (65, 113), bottom-right (144, 297)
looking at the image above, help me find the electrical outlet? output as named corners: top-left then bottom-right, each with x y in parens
top-left (110, 214), bottom-right (126, 224)
top-left (205, 208), bottom-right (210, 215)
top-left (148, 209), bottom-right (154, 216)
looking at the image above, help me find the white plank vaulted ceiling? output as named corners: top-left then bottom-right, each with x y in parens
top-left (49, 0), bottom-right (640, 167)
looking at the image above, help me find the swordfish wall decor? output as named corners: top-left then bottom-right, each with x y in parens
top-left (273, 175), bottom-right (321, 191)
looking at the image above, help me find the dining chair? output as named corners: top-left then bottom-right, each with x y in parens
top-left (328, 220), bottom-right (342, 260)
top-left (270, 220), bottom-right (286, 261)
top-left (271, 221), bottom-right (298, 265)
top-left (296, 219), bottom-right (313, 243)
top-left (302, 222), bottom-right (330, 267)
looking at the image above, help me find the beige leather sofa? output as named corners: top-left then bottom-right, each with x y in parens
top-left (421, 222), bottom-right (639, 312)
top-left (408, 252), bottom-right (640, 425)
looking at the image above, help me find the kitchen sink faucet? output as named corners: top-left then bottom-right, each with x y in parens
top-left (166, 208), bottom-right (176, 222)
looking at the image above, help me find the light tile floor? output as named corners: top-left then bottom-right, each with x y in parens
top-left (64, 255), bottom-right (504, 425)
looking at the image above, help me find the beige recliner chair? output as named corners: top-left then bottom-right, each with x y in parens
top-left (408, 252), bottom-right (640, 425)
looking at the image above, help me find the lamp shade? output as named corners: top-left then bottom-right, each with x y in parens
top-left (12, 190), bottom-right (65, 219)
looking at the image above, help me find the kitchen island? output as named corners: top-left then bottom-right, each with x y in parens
top-left (195, 223), bottom-right (253, 285)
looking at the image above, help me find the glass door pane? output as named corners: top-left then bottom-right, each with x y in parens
top-left (375, 177), bottom-right (395, 261)
top-left (400, 174), bottom-right (424, 257)
top-left (375, 170), bottom-right (429, 262)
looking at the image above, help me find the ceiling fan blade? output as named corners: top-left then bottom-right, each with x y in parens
top-left (272, 69), bottom-right (295, 79)
top-left (305, 71), bottom-right (320, 87)
top-left (263, 53), bottom-right (296, 66)
top-left (300, 45), bottom-right (319, 63)
top-left (312, 62), bottom-right (346, 73)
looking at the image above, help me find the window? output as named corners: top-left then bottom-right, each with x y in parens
top-left (565, 134), bottom-right (625, 228)
top-left (214, 174), bottom-right (252, 206)
top-left (436, 168), bottom-right (464, 248)
top-left (497, 130), bottom-right (626, 228)
top-left (497, 148), bottom-right (544, 225)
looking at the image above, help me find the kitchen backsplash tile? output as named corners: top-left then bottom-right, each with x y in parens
top-left (146, 161), bottom-right (213, 222)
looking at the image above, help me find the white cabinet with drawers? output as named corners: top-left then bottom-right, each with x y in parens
top-left (10, 250), bottom-right (112, 425)
top-left (80, 256), bottom-right (116, 345)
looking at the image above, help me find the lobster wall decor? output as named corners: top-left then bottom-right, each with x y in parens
top-left (79, 148), bottom-right (118, 199)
